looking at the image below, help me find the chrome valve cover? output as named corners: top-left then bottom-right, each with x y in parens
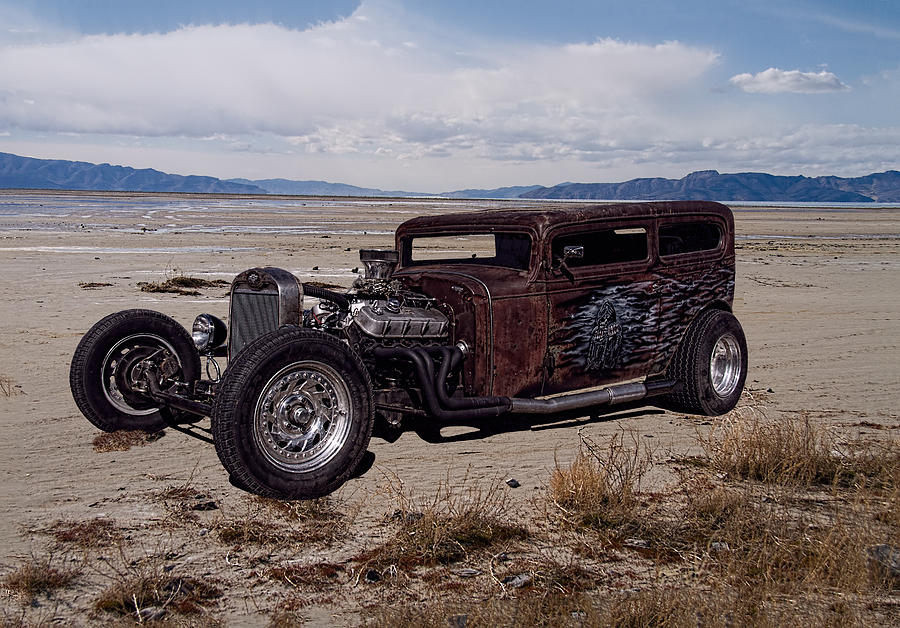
top-left (353, 303), bottom-right (448, 339)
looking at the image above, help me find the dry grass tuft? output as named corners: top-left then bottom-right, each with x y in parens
top-left (216, 496), bottom-right (349, 547)
top-left (548, 431), bottom-right (653, 530)
top-left (703, 410), bottom-right (900, 489)
top-left (94, 574), bottom-right (222, 619)
top-left (2, 557), bottom-right (79, 603)
top-left (356, 476), bottom-right (527, 573)
top-left (268, 608), bottom-right (308, 627)
top-left (92, 429), bottom-right (165, 452)
top-left (47, 517), bottom-right (121, 548)
top-left (138, 275), bottom-right (227, 296)
top-left (264, 562), bottom-right (344, 590)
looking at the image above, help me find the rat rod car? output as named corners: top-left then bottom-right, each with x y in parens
top-left (70, 201), bottom-right (747, 499)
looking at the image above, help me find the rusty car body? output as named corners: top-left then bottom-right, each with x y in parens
top-left (70, 201), bottom-right (747, 499)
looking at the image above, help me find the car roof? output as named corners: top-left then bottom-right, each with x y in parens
top-left (396, 200), bottom-right (733, 240)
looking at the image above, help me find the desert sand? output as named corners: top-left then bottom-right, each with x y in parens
top-left (1, 191), bottom-right (898, 624)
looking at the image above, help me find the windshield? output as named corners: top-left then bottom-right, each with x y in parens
top-left (402, 232), bottom-right (532, 270)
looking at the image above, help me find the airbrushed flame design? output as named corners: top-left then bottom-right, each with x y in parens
top-left (558, 281), bottom-right (657, 374)
top-left (557, 264), bottom-right (734, 376)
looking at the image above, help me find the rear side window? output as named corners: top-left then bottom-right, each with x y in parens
top-left (551, 227), bottom-right (648, 268)
top-left (659, 222), bottom-right (722, 257)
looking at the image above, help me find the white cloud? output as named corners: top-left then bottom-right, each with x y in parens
top-left (0, 1), bottom-right (894, 189)
top-left (729, 68), bottom-right (850, 94)
top-left (0, 2), bottom-right (719, 161)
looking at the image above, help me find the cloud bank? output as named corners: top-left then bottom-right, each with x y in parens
top-left (729, 68), bottom-right (850, 94)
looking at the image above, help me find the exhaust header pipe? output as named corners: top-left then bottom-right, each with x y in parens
top-left (373, 345), bottom-right (676, 421)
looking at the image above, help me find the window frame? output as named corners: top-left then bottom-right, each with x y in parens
top-left (656, 217), bottom-right (726, 266)
top-left (545, 220), bottom-right (653, 278)
top-left (399, 229), bottom-right (536, 272)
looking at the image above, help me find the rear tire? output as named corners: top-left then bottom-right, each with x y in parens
top-left (660, 309), bottom-right (747, 416)
top-left (211, 328), bottom-right (373, 499)
top-left (69, 309), bottom-right (201, 432)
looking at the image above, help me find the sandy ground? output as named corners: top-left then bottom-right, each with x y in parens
top-left (1, 191), bottom-right (898, 624)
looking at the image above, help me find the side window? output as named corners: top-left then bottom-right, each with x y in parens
top-left (551, 227), bottom-right (648, 268)
top-left (659, 222), bottom-right (722, 257)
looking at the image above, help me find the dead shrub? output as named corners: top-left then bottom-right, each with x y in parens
top-left (2, 557), bottom-right (79, 603)
top-left (367, 593), bottom-right (598, 628)
top-left (694, 496), bottom-right (877, 594)
top-left (702, 409), bottom-right (900, 489)
top-left (216, 496), bottom-right (348, 547)
top-left (47, 517), bottom-right (121, 548)
top-left (548, 430), bottom-right (653, 530)
top-left (264, 562), bottom-right (344, 590)
top-left (138, 276), bottom-right (227, 296)
top-left (92, 429), bottom-right (164, 452)
top-left (0, 374), bottom-right (21, 397)
top-left (94, 574), bottom-right (222, 619)
top-left (356, 475), bottom-right (527, 572)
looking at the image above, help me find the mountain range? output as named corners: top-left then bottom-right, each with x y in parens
top-left (2, 151), bottom-right (898, 202)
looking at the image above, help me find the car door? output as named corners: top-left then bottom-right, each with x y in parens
top-left (542, 220), bottom-right (659, 396)
top-left (650, 215), bottom-right (733, 373)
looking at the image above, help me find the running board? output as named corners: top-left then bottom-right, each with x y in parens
top-left (507, 379), bottom-right (677, 415)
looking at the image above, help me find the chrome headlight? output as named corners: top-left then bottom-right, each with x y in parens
top-left (192, 314), bottom-right (227, 352)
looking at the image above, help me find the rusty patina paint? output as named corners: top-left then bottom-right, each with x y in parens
top-left (394, 201), bottom-right (735, 398)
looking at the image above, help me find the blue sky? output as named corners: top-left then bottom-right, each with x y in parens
top-left (1, 0), bottom-right (898, 191)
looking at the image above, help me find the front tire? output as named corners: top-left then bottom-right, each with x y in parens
top-left (69, 309), bottom-right (201, 432)
top-left (661, 309), bottom-right (747, 416)
top-left (211, 328), bottom-right (373, 499)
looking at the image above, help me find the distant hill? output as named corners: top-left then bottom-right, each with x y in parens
top-left (0, 152), bottom-right (264, 194)
top-left (3, 151), bottom-right (898, 202)
top-left (438, 185), bottom-right (543, 199)
top-left (522, 170), bottom-right (900, 202)
top-left (227, 178), bottom-right (429, 197)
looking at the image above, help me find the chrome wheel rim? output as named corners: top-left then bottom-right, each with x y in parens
top-left (710, 333), bottom-right (741, 398)
top-left (101, 333), bottom-right (178, 415)
top-left (253, 361), bottom-right (352, 473)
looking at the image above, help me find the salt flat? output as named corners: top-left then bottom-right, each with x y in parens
top-left (1, 191), bottom-right (898, 624)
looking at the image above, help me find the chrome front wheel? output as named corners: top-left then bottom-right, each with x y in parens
top-left (211, 328), bottom-right (373, 500)
top-left (254, 361), bottom-right (353, 473)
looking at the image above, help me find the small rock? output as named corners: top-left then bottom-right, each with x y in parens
top-left (364, 568), bottom-right (381, 583)
top-left (192, 500), bottom-right (218, 511)
top-left (312, 266), bottom-right (319, 270)
top-left (198, 528), bottom-right (209, 537)
top-left (710, 541), bottom-right (730, 552)
top-left (867, 544), bottom-right (900, 580)
top-left (135, 607), bottom-right (166, 621)
top-left (391, 509), bottom-right (424, 523)
top-left (448, 614), bottom-right (468, 628)
top-left (501, 573), bottom-right (532, 588)
top-left (505, 478), bottom-right (521, 488)
top-left (766, 388), bottom-right (774, 393)
top-left (624, 538), bottom-right (650, 549)
top-left (452, 568), bottom-right (482, 578)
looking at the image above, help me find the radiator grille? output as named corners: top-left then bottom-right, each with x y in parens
top-left (229, 288), bottom-right (279, 357)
